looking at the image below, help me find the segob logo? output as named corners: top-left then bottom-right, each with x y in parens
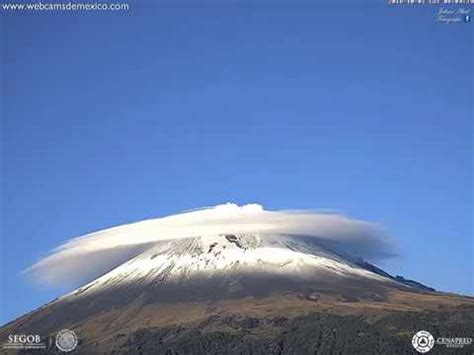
top-left (412, 330), bottom-right (435, 353)
top-left (3, 334), bottom-right (45, 350)
top-left (55, 329), bottom-right (78, 352)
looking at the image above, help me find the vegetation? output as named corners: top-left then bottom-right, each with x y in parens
top-left (105, 307), bottom-right (473, 354)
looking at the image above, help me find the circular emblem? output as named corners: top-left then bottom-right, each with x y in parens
top-left (55, 329), bottom-right (78, 352)
top-left (412, 330), bottom-right (435, 353)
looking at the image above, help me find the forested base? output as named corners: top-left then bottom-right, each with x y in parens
top-left (109, 307), bottom-right (474, 354)
top-left (14, 306), bottom-right (474, 355)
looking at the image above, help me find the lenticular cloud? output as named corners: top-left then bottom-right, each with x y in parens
top-left (27, 203), bottom-right (395, 286)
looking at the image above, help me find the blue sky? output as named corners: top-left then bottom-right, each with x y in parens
top-left (1, 2), bottom-right (472, 324)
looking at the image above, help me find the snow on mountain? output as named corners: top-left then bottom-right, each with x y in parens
top-left (65, 233), bottom-right (394, 300)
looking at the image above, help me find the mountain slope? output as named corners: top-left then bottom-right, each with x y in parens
top-left (1, 233), bottom-right (473, 354)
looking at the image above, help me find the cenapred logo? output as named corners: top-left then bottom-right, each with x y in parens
top-left (55, 329), bottom-right (78, 352)
top-left (412, 330), bottom-right (435, 353)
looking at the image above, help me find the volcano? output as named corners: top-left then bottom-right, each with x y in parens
top-left (1, 207), bottom-right (473, 354)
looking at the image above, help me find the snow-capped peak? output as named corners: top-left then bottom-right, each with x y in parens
top-left (67, 234), bottom-right (393, 299)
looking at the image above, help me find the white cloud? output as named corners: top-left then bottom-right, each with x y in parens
top-left (26, 203), bottom-right (395, 286)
